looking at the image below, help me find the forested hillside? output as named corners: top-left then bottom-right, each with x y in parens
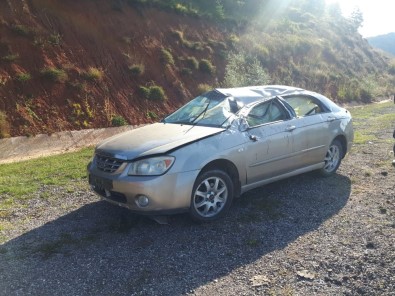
top-left (0, 0), bottom-right (394, 137)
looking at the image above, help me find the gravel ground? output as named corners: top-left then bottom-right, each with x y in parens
top-left (1, 128), bottom-right (394, 295)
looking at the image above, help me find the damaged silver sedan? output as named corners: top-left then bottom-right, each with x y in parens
top-left (87, 85), bottom-right (353, 222)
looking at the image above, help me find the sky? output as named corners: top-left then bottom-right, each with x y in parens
top-left (325, 0), bottom-right (395, 37)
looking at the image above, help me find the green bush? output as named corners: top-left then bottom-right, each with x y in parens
top-left (148, 85), bottom-right (166, 101)
top-left (128, 63), bottom-right (145, 75)
top-left (171, 30), bottom-right (184, 41)
top-left (180, 40), bottom-right (204, 51)
top-left (161, 48), bottom-right (175, 66)
top-left (83, 67), bottom-right (104, 81)
top-left (11, 24), bottom-right (30, 36)
top-left (41, 67), bottom-right (68, 83)
top-left (185, 56), bottom-right (198, 70)
top-left (2, 54), bottom-right (19, 62)
top-left (138, 85), bottom-right (166, 101)
top-left (199, 59), bottom-right (216, 74)
top-left (171, 29), bottom-right (204, 51)
top-left (48, 33), bottom-right (62, 45)
top-left (146, 111), bottom-right (158, 120)
top-left (227, 34), bottom-right (240, 47)
top-left (16, 72), bottom-right (32, 82)
top-left (223, 51), bottom-right (269, 87)
top-left (197, 83), bottom-right (212, 94)
top-left (214, 1), bottom-right (225, 20)
top-left (111, 115), bottom-right (128, 127)
top-left (174, 3), bottom-right (188, 14)
top-left (138, 86), bottom-right (150, 98)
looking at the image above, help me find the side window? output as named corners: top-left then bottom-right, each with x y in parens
top-left (247, 100), bottom-right (286, 127)
top-left (284, 96), bottom-right (323, 117)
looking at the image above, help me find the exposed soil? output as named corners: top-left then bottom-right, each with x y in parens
top-left (0, 106), bottom-right (394, 295)
top-left (0, 0), bottom-right (227, 136)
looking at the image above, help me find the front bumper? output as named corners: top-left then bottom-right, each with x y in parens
top-left (88, 165), bottom-right (199, 214)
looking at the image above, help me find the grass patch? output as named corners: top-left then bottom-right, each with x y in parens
top-left (353, 130), bottom-right (376, 144)
top-left (171, 30), bottom-right (204, 51)
top-left (41, 67), bottom-right (68, 83)
top-left (15, 72), bottom-right (32, 82)
top-left (0, 147), bottom-right (93, 199)
top-left (160, 48), bottom-right (175, 66)
top-left (11, 24), bottom-right (31, 36)
top-left (83, 67), bottom-right (104, 81)
top-left (146, 111), bottom-right (158, 120)
top-left (1, 53), bottom-right (19, 62)
top-left (349, 101), bottom-right (395, 145)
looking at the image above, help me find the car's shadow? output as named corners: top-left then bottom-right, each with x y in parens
top-left (0, 173), bottom-right (351, 295)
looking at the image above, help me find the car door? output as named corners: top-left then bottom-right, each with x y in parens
top-left (244, 98), bottom-right (298, 184)
top-left (282, 95), bottom-right (332, 167)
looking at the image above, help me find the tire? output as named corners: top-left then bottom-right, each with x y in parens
top-left (189, 170), bottom-right (234, 222)
top-left (319, 139), bottom-right (343, 176)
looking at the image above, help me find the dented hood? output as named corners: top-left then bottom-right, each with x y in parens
top-left (96, 123), bottom-right (225, 160)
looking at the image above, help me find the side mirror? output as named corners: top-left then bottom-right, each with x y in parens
top-left (237, 117), bottom-right (249, 132)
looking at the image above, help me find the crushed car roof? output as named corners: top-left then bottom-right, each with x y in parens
top-left (216, 85), bottom-right (305, 104)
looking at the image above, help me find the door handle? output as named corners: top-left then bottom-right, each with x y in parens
top-left (327, 116), bottom-right (336, 122)
top-left (249, 135), bottom-right (258, 142)
top-left (285, 125), bottom-right (296, 132)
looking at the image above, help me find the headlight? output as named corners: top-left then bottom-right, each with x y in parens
top-left (128, 156), bottom-right (175, 176)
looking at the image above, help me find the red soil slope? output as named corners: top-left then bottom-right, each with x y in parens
top-left (0, 0), bottom-right (227, 136)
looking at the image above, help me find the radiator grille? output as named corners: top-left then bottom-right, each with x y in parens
top-left (95, 154), bottom-right (124, 173)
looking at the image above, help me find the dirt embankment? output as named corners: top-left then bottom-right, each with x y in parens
top-left (0, 0), bottom-right (226, 136)
top-left (0, 125), bottom-right (140, 163)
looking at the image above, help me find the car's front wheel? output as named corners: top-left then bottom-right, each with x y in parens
top-left (319, 139), bottom-right (343, 176)
top-left (189, 170), bottom-right (234, 222)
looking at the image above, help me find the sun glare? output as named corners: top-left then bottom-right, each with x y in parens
top-left (325, 0), bottom-right (395, 37)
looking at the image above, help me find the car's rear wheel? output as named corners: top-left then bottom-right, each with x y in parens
top-left (189, 170), bottom-right (234, 222)
top-left (319, 139), bottom-right (343, 176)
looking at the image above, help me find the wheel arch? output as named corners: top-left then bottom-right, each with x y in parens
top-left (199, 159), bottom-right (241, 198)
top-left (333, 135), bottom-right (347, 158)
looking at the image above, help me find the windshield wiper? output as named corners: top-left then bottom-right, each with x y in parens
top-left (183, 99), bottom-right (212, 133)
top-left (190, 100), bottom-right (211, 124)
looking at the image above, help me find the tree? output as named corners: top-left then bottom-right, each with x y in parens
top-left (327, 2), bottom-right (342, 19)
top-left (302, 0), bottom-right (326, 15)
top-left (349, 7), bottom-right (364, 31)
top-left (223, 51), bottom-right (269, 87)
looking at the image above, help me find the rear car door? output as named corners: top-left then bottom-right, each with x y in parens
top-left (282, 95), bottom-right (332, 166)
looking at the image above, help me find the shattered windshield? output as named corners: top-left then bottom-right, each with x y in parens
top-left (163, 90), bottom-right (236, 127)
